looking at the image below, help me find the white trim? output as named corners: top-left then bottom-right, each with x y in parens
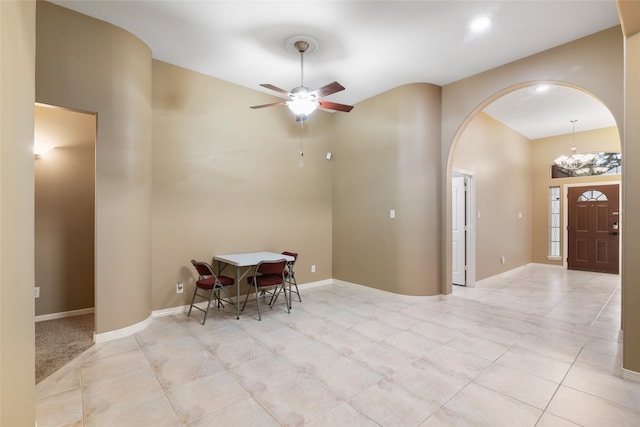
top-left (452, 167), bottom-right (475, 176)
top-left (150, 280), bottom-right (334, 319)
top-left (298, 279), bottom-right (333, 289)
top-left (35, 307), bottom-right (94, 322)
top-left (152, 305), bottom-right (190, 318)
top-left (331, 279), bottom-right (442, 302)
top-left (95, 279), bottom-right (384, 341)
top-left (452, 169), bottom-right (476, 287)
top-left (622, 368), bottom-right (640, 383)
top-left (94, 315), bottom-right (153, 344)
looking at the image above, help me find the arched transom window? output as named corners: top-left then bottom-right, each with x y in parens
top-left (577, 190), bottom-right (608, 202)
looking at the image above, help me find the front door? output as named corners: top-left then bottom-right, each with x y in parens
top-left (567, 184), bottom-right (619, 274)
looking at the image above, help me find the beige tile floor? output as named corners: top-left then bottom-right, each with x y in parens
top-left (36, 264), bottom-right (639, 427)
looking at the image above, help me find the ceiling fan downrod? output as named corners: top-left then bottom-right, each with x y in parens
top-left (294, 40), bottom-right (309, 87)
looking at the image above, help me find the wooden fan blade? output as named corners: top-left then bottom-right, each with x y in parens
top-left (259, 83), bottom-right (291, 97)
top-left (250, 101), bottom-right (288, 109)
top-left (311, 81), bottom-right (345, 98)
top-left (318, 100), bottom-right (353, 112)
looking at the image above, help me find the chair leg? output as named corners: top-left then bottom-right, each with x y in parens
top-left (241, 285), bottom-right (251, 312)
top-left (255, 283), bottom-right (262, 321)
top-left (269, 288), bottom-right (278, 306)
top-left (293, 282), bottom-right (302, 302)
top-left (201, 288), bottom-right (216, 325)
top-left (187, 286), bottom-right (199, 317)
top-left (286, 273), bottom-right (301, 303)
top-left (215, 289), bottom-right (224, 308)
top-left (282, 283), bottom-right (290, 314)
top-left (218, 285), bottom-right (237, 311)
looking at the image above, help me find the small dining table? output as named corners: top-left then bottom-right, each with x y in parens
top-left (214, 251), bottom-right (295, 319)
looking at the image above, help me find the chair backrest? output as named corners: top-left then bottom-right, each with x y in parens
top-left (256, 259), bottom-right (287, 276)
top-left (281, 251), bottom-right (298, 266)
top-left (191, 260), bottom-right (215, 278)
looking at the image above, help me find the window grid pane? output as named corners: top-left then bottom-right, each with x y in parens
top-left (549, 187), bottom-right (561, 257)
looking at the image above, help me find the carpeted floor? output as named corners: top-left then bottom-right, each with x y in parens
top-left (35, 313), bottom-right (94, 384)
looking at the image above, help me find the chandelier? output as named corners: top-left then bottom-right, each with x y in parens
top-left (553, 119), bottom-right (621, 177)
top-left (554, 147), bottom-right (596, 172)
top-left (554, 120), bottom-right (595, 172)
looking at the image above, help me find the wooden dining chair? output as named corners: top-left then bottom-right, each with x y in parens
top-left (189, 260), bottom-right (236, 325)
top-left (242, 259), bottom-right (289, 321)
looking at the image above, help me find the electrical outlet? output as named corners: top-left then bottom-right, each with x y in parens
top-left (500, 256), bottom-right (506, 265)
top-left (176, 282), bottom-right (184, 294)
top-left (311, 265), bottom-right (316, 273)
top-left (34, 287), bottom-right (40, 298)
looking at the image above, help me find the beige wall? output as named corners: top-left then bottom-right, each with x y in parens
top-left (151, 61), bottom-right (333, 310)
top-left (620, 9), bottom-right (640, 374)
top-left (332, 83), bottom-right (442, 296)
top-left (531, 126), bottom-right (621, 265)
top-left (453, 112), bottom-right (532, 280)
top-left (34, 105), bottom-right (95, 316)
top-left (36, 2), bottom-right (152, 333)
top-left (0, 1), bottom-right (36, 425)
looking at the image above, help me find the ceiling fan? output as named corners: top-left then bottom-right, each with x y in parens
top-left (250, 39), bottom-right (353, 121)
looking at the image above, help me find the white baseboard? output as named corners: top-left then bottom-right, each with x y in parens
top-left (150, 280), bottom-right (334, 319)
top-left (90, 279), bottom-right (337, 340)
top-left (331, 279), bottom-right (442, 302)
top-left (152, 304), bottom-right (191, 317)
top-left (299, 279), bottom-right (333, 289)
top-left (94, 315), bottom-right (153, 344)
top-left (622, 368), bottom-right (640, 383)
top-left (35, 307), bottom-right (94, 322)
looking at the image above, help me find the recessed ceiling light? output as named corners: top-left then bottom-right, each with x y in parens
top-left (535, 84), bottom-right (551, 93)
top-left (470, 15), bottom-right (492, 33)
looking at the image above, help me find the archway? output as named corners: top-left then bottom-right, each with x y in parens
top-left (444, 82), bottom-right (620, 294)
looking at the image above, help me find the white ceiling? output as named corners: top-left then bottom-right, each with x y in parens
top-left (49, 0), bottom-right (620, 138)
top-left (484, 85), bottom-right (616, 139)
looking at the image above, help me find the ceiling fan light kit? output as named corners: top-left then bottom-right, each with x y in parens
top-left (250, 35), bottom-right (353, 121)
top-left (287, 86), bottom-right (318, 116)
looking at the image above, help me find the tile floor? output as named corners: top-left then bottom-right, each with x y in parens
top-left (36, 264), bottom-right (639, 426)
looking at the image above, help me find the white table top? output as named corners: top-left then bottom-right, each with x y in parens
top-left (214, 251), bottom-right (294, 267)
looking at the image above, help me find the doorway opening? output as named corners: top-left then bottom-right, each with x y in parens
top-left (452, 170), bottom-right (475, 287)
top-left (34, 103), bottom-right (96, 382)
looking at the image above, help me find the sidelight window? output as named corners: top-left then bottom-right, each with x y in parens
top-left (549, 186), bottom-right (561, 258)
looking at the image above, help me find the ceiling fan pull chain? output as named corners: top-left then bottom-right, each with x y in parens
top-left (298, 119), bottom-right (305, 168)
top-left (299, 119), bottom-right (304, 156)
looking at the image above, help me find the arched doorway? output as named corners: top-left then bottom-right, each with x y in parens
top-left (448, 83), bottom-right (620, 285)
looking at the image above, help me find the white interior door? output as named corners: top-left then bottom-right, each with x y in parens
top-left (452, 175), bottom-right (466, 286)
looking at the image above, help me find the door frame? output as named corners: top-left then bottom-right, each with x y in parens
top-left (452, 169), bottom-right (476, 287)
top-left (563, 180), bottom-right (621, 271)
